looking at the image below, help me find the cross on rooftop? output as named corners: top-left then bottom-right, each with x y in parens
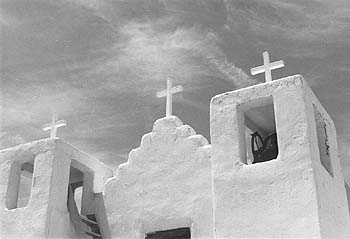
top-left (250, 51), bottom-right (285, 82)
top-left (156, 78), bottom-right (183, 117)
top-left (42, 113), bottom-right (67, 139)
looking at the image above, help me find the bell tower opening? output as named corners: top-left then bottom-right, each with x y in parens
top-left (17, 162), bottom-right (34, 208)
top-left (240, 96), bottom-right (278, 165)
top-left (67, 162), bottom-right (103, 239)
top-left (6, 154), bottom-right (35, 210)
top-left (68, 166), bottom-right (83, 213)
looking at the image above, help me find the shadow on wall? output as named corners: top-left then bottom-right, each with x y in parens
top-left (346, 182), bottom-right (350, 216)
top-left (17, 174), bottom-right (32, 207)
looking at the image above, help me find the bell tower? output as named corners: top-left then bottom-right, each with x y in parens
top-left (210, 75), bottom-right (350, 238)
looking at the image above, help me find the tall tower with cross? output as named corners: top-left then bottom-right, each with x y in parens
top-left (210, 73), bottom-right (350, 238)
top-left (156, 78), bottom-right (183, 117)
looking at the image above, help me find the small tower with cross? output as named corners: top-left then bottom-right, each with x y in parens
top-left (156, 78), bottom-right (183, 117)
top-left (42, 113), bottom-right (67, 139)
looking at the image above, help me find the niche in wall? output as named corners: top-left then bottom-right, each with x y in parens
top-left (313, 105), bottom-right (333, 177)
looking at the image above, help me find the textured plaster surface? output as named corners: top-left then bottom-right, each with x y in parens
top-left (0, 138), bottom-right (113, 238)
top-left (305, 86), bottom-right (350, 238)
top-left (0, 139), bottom-right (74, 238)
top-left (210, 75), bottom-right (350, 238)
top-left (104, 116), bottom-right (213, 238)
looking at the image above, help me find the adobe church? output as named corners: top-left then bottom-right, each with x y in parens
top-left (1, 73), bottom-right (350, 238)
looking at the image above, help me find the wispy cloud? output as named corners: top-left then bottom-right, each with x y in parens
top-left (2, 0), bottom-right (350, 175)
top-left (224, 0), bottom-right (349, 42)
top-left (87, 20), bottom-right (255, 98)
top-left (0, 132), bottom-right (27, 150)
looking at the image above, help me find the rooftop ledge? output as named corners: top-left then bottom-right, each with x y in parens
top-left (211, 74), bottom-right (305, 106)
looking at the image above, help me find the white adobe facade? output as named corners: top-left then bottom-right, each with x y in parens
top-left (104, 116), bottom-right (212, 238)
top-left (0, 139), bottom-right (113, 238)
top-left (0, 75), bottom-right (349, 238)
top-left (210, 75), bottom-right (350, 238)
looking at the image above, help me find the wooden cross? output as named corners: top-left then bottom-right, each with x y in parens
top-left (42, 113), bottom-right (67, 139)
top-left (250, 51), bottom-right (284, 82)
top-left (156, 78), bottom-right (183, 117)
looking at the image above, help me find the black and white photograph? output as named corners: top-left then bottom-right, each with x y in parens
top-left (1, 0), bottom-right (350, 238)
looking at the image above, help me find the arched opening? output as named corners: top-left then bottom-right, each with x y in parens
top-left (6, 153), bottom-right (35, 210)
top-left (67, 161), bottom-right (102, 238)
top-left (68, 166), bottom-right (84, 213)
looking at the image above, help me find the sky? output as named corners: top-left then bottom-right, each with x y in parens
top-left (1, 0), bottom-right (350, 181)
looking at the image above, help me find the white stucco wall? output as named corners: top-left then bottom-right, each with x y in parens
top-left (210, 75), bottom-right (350, 238)
top-left (0, 139), bottom-right (76, 238)
top-left (305, 85), bottom-right (350, 238)
top-left (0, 138), bottom-right (113, 238)
top-left (104, 116), bottom-right (213, 238)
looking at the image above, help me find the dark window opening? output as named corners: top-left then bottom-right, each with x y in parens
top-left (86, 214), bottom-right (102, 236)
top-left (67, 166), bottom-right (84, 213)
top-left (145, 227), bottom-right (191, 239)
top-left (67, 166), bottom-right (103, 239)
top-left (313, 105), bottom-right (333, 177)
top-left (241, 96), bottom-right (278, 165)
